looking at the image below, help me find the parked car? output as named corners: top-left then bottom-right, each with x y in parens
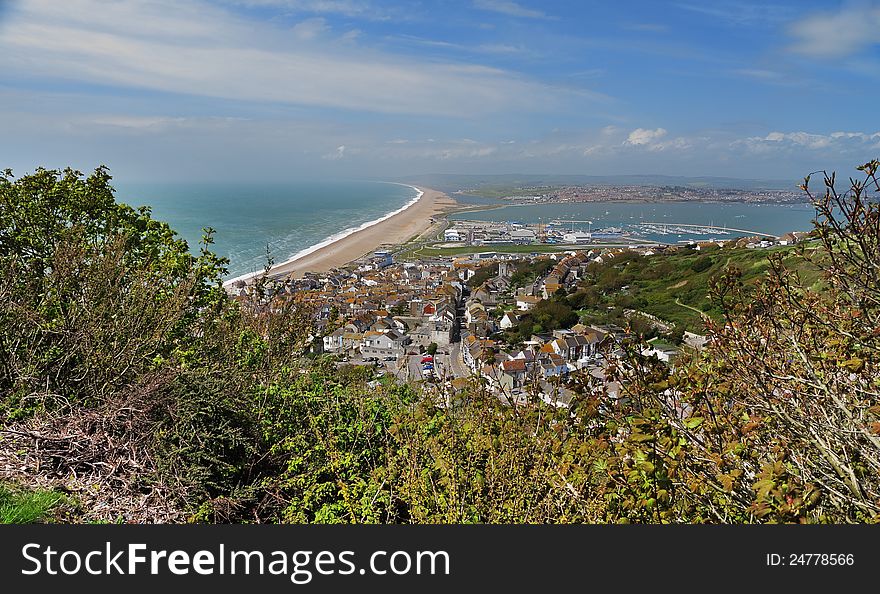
top-left (384, 356), bottom-right (396, 361)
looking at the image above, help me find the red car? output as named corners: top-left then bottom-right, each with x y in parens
top-left (420, 355), bottom-right (434, 364)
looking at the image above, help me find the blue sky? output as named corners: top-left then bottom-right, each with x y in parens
top-left (1, 0), bottom-right (879, 182)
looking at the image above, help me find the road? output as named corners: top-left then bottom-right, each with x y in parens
top-left (674, 297), bottom-right (709, 319)
top-left (449, 343), bottom-right (471, 378)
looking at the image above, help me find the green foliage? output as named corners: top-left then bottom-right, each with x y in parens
top-left (466, 263), bottom-right (498, 288)
top-left (0, 167), bottom-right (229, 418)
top-left (509, 258), bottom-right (555, 290)
top-left (511, 298), bottom-right (578, 341)
top-left (690, 255), bottom-right (713, 273)
top-left (259, 367), bottom-right (417, 523)
top-left (0, 483), bottom-right (65, 524)
top-left (569, 243), bottom-right (820, 333)
top-left (2, 162), bottom-right (877, 525)
top-left (384, 390), bottom-right (605, 523)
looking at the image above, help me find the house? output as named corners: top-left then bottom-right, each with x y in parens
top-left (361, 328), bottom-right (411, 357)
top-left (642, 341), bottom-right (680, 364)
top-left (500, 310), bottom-right (524, 330)
top-left (341, 332), bottom-right (364, 352)
top-left (471, 285), bottom-right (496, 307)
top-left (498, 358), bottom-right (528, 390)
top-left (372, 250), bottom-right (393, 269)
top-left (547, 335), bottom-right (588, 362)
top-left (322, 327), bottom-right (345, 352)
top-left (474, 251), bottom-right (498, 260)
top-left (456, 265), bottom-right (478, 282)
top-left (510, 349), bottom-right (537, 365)
top-left (465, 301), bottom-right (487, 326)
top-left (779, 231), bottom-right (807, 245)
top-left (684, 331), bottom-right (708, 351)
top-left (540, 354), bottom-right (569, 378)
top-left (465, 301), bottom-right (493, 337)
top-left (461, 335), bottom-right (495, 372)
top-left (516, 295), bottom-right (541, 311)
top-left (542, 282), bottom-right (562, 299)
top-left (344, 318), bottom-right (370, 334)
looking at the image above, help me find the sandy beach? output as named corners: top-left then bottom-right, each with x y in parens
top-left (227, 186), bottom-right (457, 284)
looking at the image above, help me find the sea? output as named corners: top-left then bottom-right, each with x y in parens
top-left (114, 180), bottom-right (420, 280)
top-left (111, 181), bottom-right (819, 280)
top-left (450, 196), bottom-right (818, 244)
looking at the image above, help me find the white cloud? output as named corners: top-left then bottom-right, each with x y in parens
top-left (732, 68), bottom-right (781, 80)
top-left (736, 129), bottom-right (880, 153)
top-left (89, 115), bottom-right (189, 130)
top-left (648, 137), bottom-right (693, 152)
top-left (377, 138), bottom-right (500, 160)
top-left (223, 0), bottom-right (394, 21)
top-left (323, 144), bottom-right (346, 159)
top-left (437, 146), bottom-right (497, 159)
top-left (476, 43), bottom-right (526, 54)
top-left (788, 5), bottom-right (880, 58)
top-left (292, 17), bottom-right (329, 40)
top-left (63, 114), bottom-right (249, 134)
top-left (473, 0), bottom-right (549, 19)
top-left (676, 2), bottom-right (794, 26)
top-left (0, 0), bottom-right (589, 117)
top-left (624, 127), bottom-right (668, 146)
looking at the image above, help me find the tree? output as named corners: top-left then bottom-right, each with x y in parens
top-left (0, 166), bottom-right (312, 522)
top-left (427, 342), bottom-right (438, 356)
top-left (0, 166), bottom-right (228, 414)
top-left (601, 160), bottom-right (880, 523)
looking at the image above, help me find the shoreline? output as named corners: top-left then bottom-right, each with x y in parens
top-left (225, 185), bottom-right (457, 285)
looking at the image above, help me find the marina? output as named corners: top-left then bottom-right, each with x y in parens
top-left (450, 200), bottom-right (815, 245)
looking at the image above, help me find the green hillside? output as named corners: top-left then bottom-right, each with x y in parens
top-left (569, 242), bottom-right (823, 334)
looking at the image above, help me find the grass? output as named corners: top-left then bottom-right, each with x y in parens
top-left (573, 242), bottom-right (823, 334)
top-left (455, 186), bottom-right (561, 199)
top-left (0, 483), bottom-right (66, 524)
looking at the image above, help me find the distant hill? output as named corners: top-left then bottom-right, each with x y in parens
top-left (393, 173), bottom-right (796, 192)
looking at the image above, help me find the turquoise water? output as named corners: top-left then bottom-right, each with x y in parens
top-left (451, 200), bottom-right (818, 243)
top-left (114, 181), bottom-right (419, 279)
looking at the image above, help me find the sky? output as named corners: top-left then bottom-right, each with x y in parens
top-left (1, 0), bottom-right (879, 182)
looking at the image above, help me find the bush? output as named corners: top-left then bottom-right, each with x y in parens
top-left (690, 256), bottom-right (713, 273)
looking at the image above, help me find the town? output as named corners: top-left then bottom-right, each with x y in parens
top-left (456, 184), bottom-right (804, 204)
top-left (228, 225), bottom-right (809, 409)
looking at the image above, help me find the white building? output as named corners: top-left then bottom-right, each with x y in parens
top-left (510, 229), bottom-right (537, 244)
top-left (444, 228), bottom-right (463, 241)
top-left (516, 295), bottom-right (541, 311)
top-left (562, 231), bottom-right (591, 244)
top-left (500, 310), bottom-right (523, 329)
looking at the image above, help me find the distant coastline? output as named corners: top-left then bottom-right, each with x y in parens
top-left (224, 185), bottom-right (457, 286)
